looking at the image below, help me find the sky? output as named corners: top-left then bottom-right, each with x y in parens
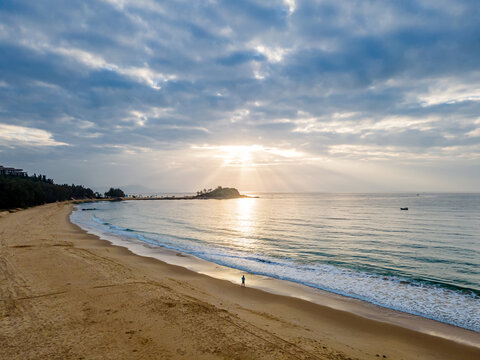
top-left (1, 0), bottom-right (480, 193)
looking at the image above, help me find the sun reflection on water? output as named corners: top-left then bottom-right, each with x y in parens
top-left (233, 197), bottom-right (257, 248)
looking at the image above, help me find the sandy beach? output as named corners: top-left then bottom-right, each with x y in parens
top-left (0, 202), bottom-right (479, 359)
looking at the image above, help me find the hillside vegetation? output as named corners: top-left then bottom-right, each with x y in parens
top-left (0, 175), bottom-right (95, 210)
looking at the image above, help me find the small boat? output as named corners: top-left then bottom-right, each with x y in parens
top-left (400, 207), bottom-right (408, 210)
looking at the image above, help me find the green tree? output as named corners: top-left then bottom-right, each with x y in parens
top-left (104, 188), bottom-right (125, 198)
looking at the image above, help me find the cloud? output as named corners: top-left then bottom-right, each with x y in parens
top-left (1, 0), bottom-right (480, 190)
top-left (0, 123), bottom-right (69, 147)
top-left (283, 0), bottom-right (296, 14)
top-left (292, 113), bottom-right (438, 135)
top-left (253, 44), bottom-right (290, 63)
top-left (414, 77), bottom-right (480, 106)
top-left (18, 40), bottom-right (175, 89)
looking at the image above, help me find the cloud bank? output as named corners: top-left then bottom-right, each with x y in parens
top-left (1, 0), bottom-right (479, 191)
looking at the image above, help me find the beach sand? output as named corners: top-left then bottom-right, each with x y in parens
top-left (1, 202), bottom-right (479, 359)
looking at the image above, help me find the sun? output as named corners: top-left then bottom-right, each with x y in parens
top-left (191, 144), bottom-right (304, 169)
top-left (219, 145), bottom-right (260, 167)
top-left (191, 143), bottom-right (306, 191)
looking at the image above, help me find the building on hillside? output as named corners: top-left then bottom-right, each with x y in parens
top-left (0, 165), bottom-right (28, 176)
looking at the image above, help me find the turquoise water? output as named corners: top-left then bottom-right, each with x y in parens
top-left (71, 193), bottom-right (480, 332)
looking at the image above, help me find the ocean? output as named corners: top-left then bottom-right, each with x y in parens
top-left (71, 193), bottom-right (480, 332)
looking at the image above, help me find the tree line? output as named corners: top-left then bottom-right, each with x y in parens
top-left (0, 174), bottom-right (98, 209)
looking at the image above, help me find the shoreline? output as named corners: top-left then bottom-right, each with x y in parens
top-left (1, 202), bottom-right (479, 359)
top-left (71, 203), bottom-right (480, 348)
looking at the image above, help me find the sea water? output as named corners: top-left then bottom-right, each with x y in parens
top-left (71, 193), bottom-right (480, 332)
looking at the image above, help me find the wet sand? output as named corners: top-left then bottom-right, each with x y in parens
top-left (1, 202), bottom-right (479, 359)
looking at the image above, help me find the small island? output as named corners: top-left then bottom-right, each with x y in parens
top-left (195, 186), bottom-right (251, 199)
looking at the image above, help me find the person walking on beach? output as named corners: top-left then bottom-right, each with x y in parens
top-left (241, 275), bottom-right (246, 287)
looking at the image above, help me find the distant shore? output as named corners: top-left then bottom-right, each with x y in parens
top-left (123, 195), bottom-right (257, 200)
top-left (74, 189), bottom-right (258, 204)
top-left (125, 187), bottom-right (258, 200)
top-left (0, 202), bottom-right (479, 359)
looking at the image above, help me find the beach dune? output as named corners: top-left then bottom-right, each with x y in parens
top-left (0, 203), bottom-right (479, 359)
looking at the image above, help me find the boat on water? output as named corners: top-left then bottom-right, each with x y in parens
top-left (400, 207), bottom-right (408, 210)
